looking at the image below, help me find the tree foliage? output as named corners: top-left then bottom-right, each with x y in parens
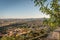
top-left (34, 0), bottom-right (60, 30)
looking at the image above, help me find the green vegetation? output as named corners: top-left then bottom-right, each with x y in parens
top-left (1, 36), bottom-right (15, 40)
top-left (0, 0), bottom-right (60, 40)
top-left (34, 0), bottom-right (60, 30)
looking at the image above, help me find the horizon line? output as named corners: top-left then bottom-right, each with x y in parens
top-left (0, 17), bottom-right (49, 19)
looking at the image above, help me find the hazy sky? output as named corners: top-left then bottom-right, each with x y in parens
top-left (0, 0), bottom-right (49, 19)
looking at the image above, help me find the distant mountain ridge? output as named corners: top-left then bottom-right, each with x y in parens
top-left (0, 18), bottom-right (46, 27)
